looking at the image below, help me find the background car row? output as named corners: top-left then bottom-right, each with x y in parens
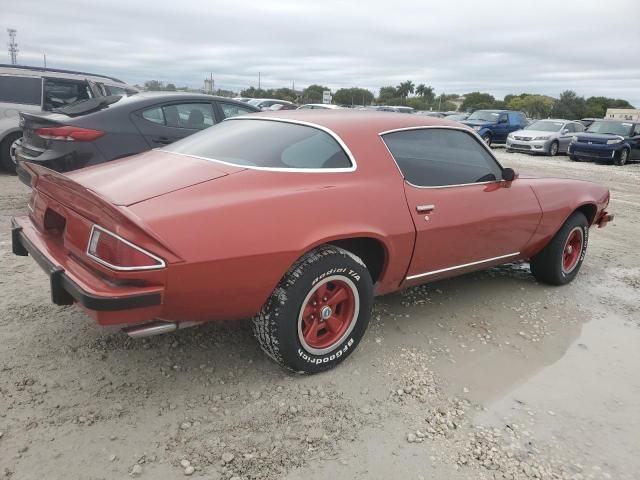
top-left (2, 63), bottom-right (638, 175)
top-left (0, 64), bottom-right (136, 172)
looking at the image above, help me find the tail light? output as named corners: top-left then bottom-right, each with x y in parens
top-left (87, 225), bottom-right (165, 271)
top-left (35, 126), bottom-right (104, 142)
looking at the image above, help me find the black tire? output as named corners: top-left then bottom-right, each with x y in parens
top-left (482, 134), bottom-right (492, 147)
top-left (530, 211), bottom-right (589, 286)
top-left (252, 245), bottom-right (373, 373)
top-left (0, 132), bottom-right (22, 174)
top-left (569, 155), bottom-right (581, 162)
top-left (505, 148), bottom-right (513, 153)
top-left (614, 148), bottom-right (629, 166)
top-left (547, 140), bottom-right (559, 157)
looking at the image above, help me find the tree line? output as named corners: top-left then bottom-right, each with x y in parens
top-left (141, 78), bottom-right (635, 119)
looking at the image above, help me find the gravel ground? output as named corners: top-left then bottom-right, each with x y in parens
top-left (1, 150), bottom-right (639, 480)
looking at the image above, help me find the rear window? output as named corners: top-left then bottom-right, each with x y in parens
top-left (0, 75), bottom-right (42, 105)
top-left (163, 119), bottom-right (353, 170)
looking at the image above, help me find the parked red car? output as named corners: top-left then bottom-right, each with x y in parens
top-left (12, 111), bottom-right (613, 373)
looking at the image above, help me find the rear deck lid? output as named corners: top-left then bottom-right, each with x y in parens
top-left (65, 149), bottom-right (245, 206)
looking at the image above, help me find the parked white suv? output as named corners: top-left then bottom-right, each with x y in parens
top-left (0, 64), bottom-right (137, 173)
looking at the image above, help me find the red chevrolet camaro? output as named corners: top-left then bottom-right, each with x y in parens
top-left (12, 111), bottom-right (613, 373)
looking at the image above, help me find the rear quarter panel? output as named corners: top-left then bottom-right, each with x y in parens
top-left (126, 142), bottom-right (416, 322)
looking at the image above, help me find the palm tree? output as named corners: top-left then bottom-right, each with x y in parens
top-left (397, 80), bottom-right (415, 98)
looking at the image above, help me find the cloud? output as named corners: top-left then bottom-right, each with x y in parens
top-left (3, 0), bottom-right (639, 105)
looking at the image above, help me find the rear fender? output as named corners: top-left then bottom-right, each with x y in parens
top-left (23, 162), bottom-right (182, 263)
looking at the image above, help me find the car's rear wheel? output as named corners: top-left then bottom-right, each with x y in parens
top-left (482, 134), bottom-right (492, 147)
top-left (547, 140), bottom-right (559, 157)
top-left (529, 211), bottom-right (589, 285)
top-left (0, 132), bottom-right (22, 174)
top-left (614, 148), bottom-right (629, 166)
top-left (252, 245), bottom-right (373, 373)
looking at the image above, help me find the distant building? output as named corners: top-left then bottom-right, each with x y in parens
top-left (605, 108), bottom-right (640, 121)
top-left (203, 78), bottom-right (214, 94)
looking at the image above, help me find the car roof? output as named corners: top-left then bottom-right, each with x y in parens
top-left (532, 118), bottom-right (573, 122)
top-left (126, 92), bottom-right (254, 103)
top-left (250, 98), bottom-right (294, 103)
top-left (233, 110), bottom-right (467, 138)
top-left (0, 63), bottom-right (127, 85)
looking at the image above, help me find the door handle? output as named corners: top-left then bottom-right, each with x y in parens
top-left (152, 136), bottom-right (172, 145)
top-left (416, 204), bottom-right (435, 213)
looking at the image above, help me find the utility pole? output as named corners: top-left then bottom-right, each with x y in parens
top-left (43, 53), bottom-right (47, 69)
top-left (258, 72), bottom-right (261, 90)
top-left (7, 28), bottom-right (18, 65)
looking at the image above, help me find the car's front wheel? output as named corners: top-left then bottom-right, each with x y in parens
top-left (529, 211), bottom-right (589, 285)
top-left (482, 134), bottom-right (492, 147)
top-left (614, 148), bottom-right (629, 166)
top-left (252, 245), bottom-right (373, 373)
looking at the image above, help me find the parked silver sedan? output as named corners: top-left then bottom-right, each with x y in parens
top-left (506, 119), bottom-right (585, 156)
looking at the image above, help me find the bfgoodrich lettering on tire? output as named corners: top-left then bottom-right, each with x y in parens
top-left (252, 245), bottom-right (373, 373)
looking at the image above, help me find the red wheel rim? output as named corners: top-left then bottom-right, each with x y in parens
top-left (298, 276), bottom-right (359, 354)
top-left (562, 227), bottom-right (584, 274)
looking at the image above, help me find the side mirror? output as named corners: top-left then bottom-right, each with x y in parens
top-left (502, 168), bottom-right (517, 182)
top-left (562, 129), bottom-right (569, 134)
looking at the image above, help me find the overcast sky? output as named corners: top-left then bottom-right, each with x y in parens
top-left (3, 0), bottom-right (639, 105)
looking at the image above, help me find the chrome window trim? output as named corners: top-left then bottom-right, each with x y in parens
top-left (86, 225), bottom-right (166, 272)
top-left (378, 125), bottom-right (505, 190)
top-left (158, 116), bottom-right (357, 173)
top-left (406, 252), bottom-right (520, 281)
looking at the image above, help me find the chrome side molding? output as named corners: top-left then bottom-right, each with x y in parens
top-left (406, 252), bottom-right (520, 281)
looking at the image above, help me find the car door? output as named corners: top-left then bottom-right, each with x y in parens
top-left (381, 127), bottom-right (542, 285)
top-left (558, 122), bottom-right (575, 152)
top-left (131, 101), bottom-right (216, 147)
top-left (493, 113), bottom-right (509, 142)
top-left (630, 123), bottom-right (640, 160)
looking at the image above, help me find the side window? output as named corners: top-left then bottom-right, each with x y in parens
top-left (142, 106), bottom-right (165, 125)
top-left (574, 123), bottom-right (585, 132)
top-left (0, 76), bottom-right (42, 105)
top-left (564, 123), bottom-right (575, 133)
top-left (105, 85), bottom-right (129, 96)
top-left (382, 128), bottom-right (503, 187)
top-left (219, 102), bottom-right (256, 119)
top-left (498, 114), bottom-right (508, 124)
top-left (43, 78), bottom-right (92, 110)
top-left (162, 103), bottom-right (214, 130)
top-left (518, 113), bottom-right (527, 125)
top-left (633, 124), bottom-right (640, 136)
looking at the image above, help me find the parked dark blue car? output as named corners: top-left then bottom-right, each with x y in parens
top-left (568, 119), bottom-right (640, 166)
top-left (462, 110), bottom-right (528, 146)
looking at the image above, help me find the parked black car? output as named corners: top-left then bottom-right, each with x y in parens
top-left (16, 92), bottom-right (259, 180)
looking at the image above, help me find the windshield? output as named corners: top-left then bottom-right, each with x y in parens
top-left (467, 110), bottom-right (500, 122)
top-left (586, 121), bottom-right (633, 136)
top-left (163, 119), bottom-right (353, 170)
top-left (525, 120), bottom-right (564, 132)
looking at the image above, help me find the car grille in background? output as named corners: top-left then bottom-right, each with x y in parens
top-left (576, 138), bottom-right (607, 145)
top-left (511, 144), bottom-right (532, 150)
top-left (574, 149), bottom-right (612, 158)
top-left (514, 136), bottom-right (532, 141)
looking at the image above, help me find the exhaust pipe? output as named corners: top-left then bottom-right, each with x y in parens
top-left (123, 320), bottom-right (200, 339)
top-left (124, 321), bottom-right (177, 338)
